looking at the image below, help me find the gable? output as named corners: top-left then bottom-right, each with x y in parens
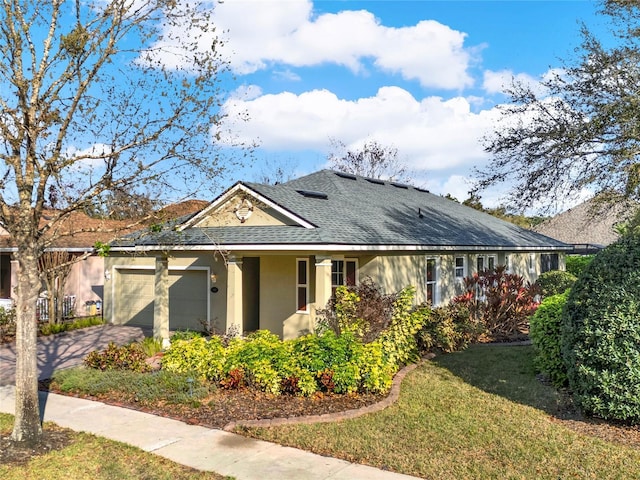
top-left (181, 183), bottom-right (315, 231)
top-left (195, 191), bottom-right (295, 227)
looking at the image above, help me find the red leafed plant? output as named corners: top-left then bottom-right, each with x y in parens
top-left (452, 266), bottom-right (539, 340)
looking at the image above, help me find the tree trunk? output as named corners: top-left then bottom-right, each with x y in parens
top-left (11, 244), bottom-right (43, 444)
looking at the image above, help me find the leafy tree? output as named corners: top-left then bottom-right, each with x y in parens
top-left (478, 0), bottom-right (640, 211)
top-left (327, 138), bottom-right (411, 183)
top-left (0, 0), bottom-right (244, 444)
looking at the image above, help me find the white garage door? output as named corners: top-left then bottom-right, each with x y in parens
top-left (116, 269), bottom-right (208, 331)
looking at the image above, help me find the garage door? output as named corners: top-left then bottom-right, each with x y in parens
top-left (115, 269), bottom-right (208, 331)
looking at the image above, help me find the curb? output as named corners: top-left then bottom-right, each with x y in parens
top-left (223, 359), bottom-right (423, 431)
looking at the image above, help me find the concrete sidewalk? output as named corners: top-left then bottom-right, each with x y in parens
top-left (0, 324), bottom-right (146, 385)
top-left (0, 385), bottom-right (419, 480)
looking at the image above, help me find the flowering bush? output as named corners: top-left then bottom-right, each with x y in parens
top-left (452, 266), bottom-right (538, 339)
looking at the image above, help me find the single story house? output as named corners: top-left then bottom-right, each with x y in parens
top-left (104, 170), bottom-right (571, 341)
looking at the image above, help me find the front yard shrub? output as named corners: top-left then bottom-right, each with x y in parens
top-left (317, 278), bottom-right (398, 342)
top-left (224, 330), bottom-right (291, 394)
top-left (39, 315), bottom-right (104, 336)
top-left (534, 270), bottom-right (577, 298)
top-left (375, 286), bottom-right (426, 369)
top-left (53, 368), bottom-right (211, 403)
top-left (565, 254), bottom-right (594, 277)
top-left (170, 329), bottom-right (206, 342)
top-left (529, 291), bottom-right (569, 387)
top-left (162, 336), bottom-right (226, 381)
top-left (417, 303), bottom-right (484, 354)
top-left (155, 283), bottom-right (427, 397)
top-left (84, 341), bottom-right (151, 373)
top-left (562, 235), bottom-right (640, 422)
top-left (0, 306), bottom-right (15, 340)
top-left (453, 266), bottom-right (538, 340)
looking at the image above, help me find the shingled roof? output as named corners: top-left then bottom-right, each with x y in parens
top-left (116, 170), bottom-right (570, 252)
top-left (533, 198), bottom-right (633, 252)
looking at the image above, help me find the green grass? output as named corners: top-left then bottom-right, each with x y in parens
top-left (0, 414), bottom-right (230, 480)
top-left (238, 345), bottom-right (640, 479)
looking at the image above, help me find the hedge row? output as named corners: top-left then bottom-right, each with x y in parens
top-left (162, 286), bottom-right (427, 396)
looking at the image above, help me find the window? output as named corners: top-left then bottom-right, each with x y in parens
top-left (476, 255), bottom-right (496, 273)
top-left (505, 254), bottom-right (511, 273)
top-left (296, 259), bottom-right (308, 313)
top-left (488, 255), bottom-right (496, 271)
top-left (426, 258), bottom-right (437, 304)
top-left (528, 254), bottom-right (536, 273)
top-left (455, 256), bottom-right (465, 279)
top-left (331, 259), bottom-right (357, 294)
top-left (541, 253), bottom-right (559, 273)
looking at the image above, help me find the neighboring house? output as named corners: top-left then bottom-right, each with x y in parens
top-left (0, 201), bottom-right (207, 316)
top-left (104, 170), bottom-right (571, 341)
top-left (533, 198), bottom-right (633, 255)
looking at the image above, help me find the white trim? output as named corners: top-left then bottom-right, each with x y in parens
top-left (178, 183), bottom-right (316, 231)
top-left (331, 258), bottom-right (359, 289)
top-left (110, 243), bottom-right (571, 253)
top-left (454, 255), bottom-right (465, 280)
top-left (529, 253), bottom-right (536, 274)
top-left (112, 264), bottom-right (211, 328)
top-left (425, 256), bottom-right (439, 306)
top-left (295, 258), bottom-right (309, 314)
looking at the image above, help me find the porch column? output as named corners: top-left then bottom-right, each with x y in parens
top-left (226, 255), bottom-right (243, 335)
top-left (313, 256), bottom-right (333, 326)
top-left (153, 254), bottom-right (170, 346)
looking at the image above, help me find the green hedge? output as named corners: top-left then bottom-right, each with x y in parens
top-left (161, 285), bottom-right (424, 397)
top-left (529, 292), bottom-right (569, 387)
top-left (562, 236), bottom-right (640, 422)
top-left (534, 270), bottom-right (577, 298)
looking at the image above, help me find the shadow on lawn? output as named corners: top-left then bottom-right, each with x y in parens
top-left (430, 343), bottom-right (572, 417)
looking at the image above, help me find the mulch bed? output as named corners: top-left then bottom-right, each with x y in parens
top-left (0, 425), bottom-right (75, 466)
top-left (37, 379), bottom-right (385, 430)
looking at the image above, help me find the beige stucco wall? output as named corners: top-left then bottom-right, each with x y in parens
top-left (104, 249), bottom-right (564, 339)
top-left (259, 255), bottom-right (315, 339)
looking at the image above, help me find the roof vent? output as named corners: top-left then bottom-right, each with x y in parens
top-left (335, 172), bottom-right (357, 180)
top-left (366, 178), bottom-right (385, 185)
top-left (415, 187), bottom-right (430, 193)
top-left (296, 189), bottom-right (328, 200)
top-left (391, 182), bottom-right (409, 189)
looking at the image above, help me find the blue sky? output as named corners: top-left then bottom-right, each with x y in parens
top-left (163, 0), bottom-right (609, 210)
top-left (206, 0), bottom-right (610, 209)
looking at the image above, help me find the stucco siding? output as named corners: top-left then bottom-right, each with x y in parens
top-left (65, 256), bottom-right (104, 314)
top-left (259, 255), bottom-right (314, 339)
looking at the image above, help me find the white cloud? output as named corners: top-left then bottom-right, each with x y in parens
top-left (152, 0), bottom-right (477, 90)
top-left (218, 86), bottom-right (500, 173)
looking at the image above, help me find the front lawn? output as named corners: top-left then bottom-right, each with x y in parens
top-left (237, 345), bottom-right (640, 479)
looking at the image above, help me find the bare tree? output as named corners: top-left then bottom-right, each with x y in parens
top-left (37, 251), bottom-right (76, 324)
top-left (327, 138), bottom-right (412, 183)
top-left (0, 0), bottom-right (244, 444)
top-left (477, 0), bottom-right (640, 212)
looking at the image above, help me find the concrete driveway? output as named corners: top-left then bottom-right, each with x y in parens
top-left (0, 324), bottom-right (146, 385)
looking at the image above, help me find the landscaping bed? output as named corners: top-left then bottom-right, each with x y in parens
top-left (38, 377), bottom-right (385, 430)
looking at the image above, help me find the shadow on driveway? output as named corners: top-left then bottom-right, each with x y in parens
top-left (0, 324), bottom-right (147, 387)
